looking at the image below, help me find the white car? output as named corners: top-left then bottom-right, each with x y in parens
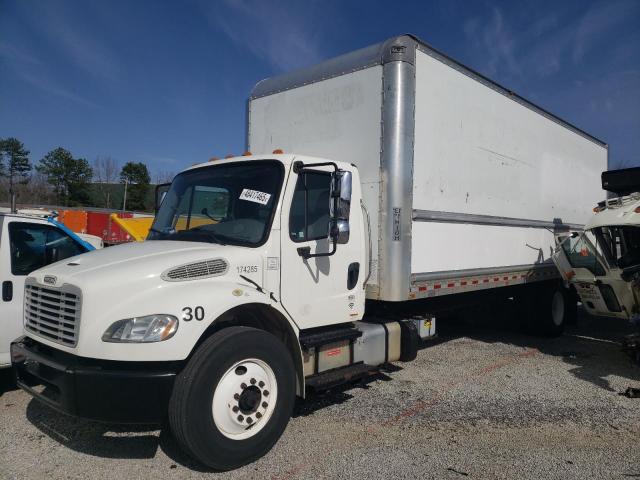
top-left (0, 212), bottom-right (96, 367)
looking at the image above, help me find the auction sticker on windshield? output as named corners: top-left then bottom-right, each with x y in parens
top-left (239, 188), bottom-right (271, 205)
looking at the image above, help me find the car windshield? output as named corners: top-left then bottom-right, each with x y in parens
top-left (148, 160), bottom-right (284, 247)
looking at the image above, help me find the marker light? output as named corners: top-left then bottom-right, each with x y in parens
top-left (243, 151), bottom-right (252, 156)
top-left (272, 149), bottom-right (284, 154)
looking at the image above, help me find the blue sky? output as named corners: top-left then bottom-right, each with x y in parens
top-left (1, 0), bottom-right (638, 180)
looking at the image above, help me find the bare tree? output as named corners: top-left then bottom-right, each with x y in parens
top-left (93, 156), bottom-right (119, 208)
top-left (155, 170), bottom-right (175, 184)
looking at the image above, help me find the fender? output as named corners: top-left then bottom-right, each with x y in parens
top-left (194, 301), bottom-right (305, 397)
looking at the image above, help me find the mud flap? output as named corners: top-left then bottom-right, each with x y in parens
top-left (399, 320), bottom-right (419, 362)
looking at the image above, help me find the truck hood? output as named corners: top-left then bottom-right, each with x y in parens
top-left (29, 240), bottom-right (248, 287)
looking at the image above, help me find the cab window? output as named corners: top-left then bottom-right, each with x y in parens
top-left (8, 222), bottom-right (86, 276)
top-left (561, 231), bottom-right (606, 276)
top-left (289, 172), bottom-right (331, 242)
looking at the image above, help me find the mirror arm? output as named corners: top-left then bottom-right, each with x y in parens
top-left (297, 239), bottom-right (337, 260)
top-left (293, 160), bottom-right (338, 174)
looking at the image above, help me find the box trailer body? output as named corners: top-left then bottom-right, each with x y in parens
top-left (248, 35), bottom-right (608, 303)
top-left (11, 35), bottom-right (609, 470)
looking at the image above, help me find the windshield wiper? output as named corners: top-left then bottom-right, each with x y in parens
top-left (181, 228), bottom-right (228, 246)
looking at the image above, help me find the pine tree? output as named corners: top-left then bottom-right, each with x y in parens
top-left (37, 148), bottom-right (93, 206)
top-left (0, 137), bottom-right (32, 202)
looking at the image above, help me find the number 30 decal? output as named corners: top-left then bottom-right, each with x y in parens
top-left (182, 306), bottom-right (205, 321)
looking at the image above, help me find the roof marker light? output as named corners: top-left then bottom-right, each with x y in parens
top-left (225, 154), bottom-right (234, 159)
top-left (272, 149), bottom-right (284, 154)
top-left (243, 151), bottom-right (252, 156)
top-left (208, 157), bottom-right (219, 162)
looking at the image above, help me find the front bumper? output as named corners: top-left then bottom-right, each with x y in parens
top-left (11, 336), bottom-right (181, 424)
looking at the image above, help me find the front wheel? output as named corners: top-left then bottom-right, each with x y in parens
top-left (169, 327), bottom-right (296, 470)
top-left (532, 284), bottom-right (569, 337)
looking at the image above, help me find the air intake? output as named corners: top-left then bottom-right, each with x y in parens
top-left (162, 258), bottom-right (228, 281)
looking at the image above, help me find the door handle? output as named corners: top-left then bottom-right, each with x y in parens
top-left (2, 281), bottom-right (13, 302)
top-left (347, 262), bottom-right (360, 290)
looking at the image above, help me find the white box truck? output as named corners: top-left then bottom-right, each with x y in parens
top-left (11, 35), bottom-right (607, 470)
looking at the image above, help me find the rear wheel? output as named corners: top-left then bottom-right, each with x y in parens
top-left (169, 327), bottom-right (295, 470)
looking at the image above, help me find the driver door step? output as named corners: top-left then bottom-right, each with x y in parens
top-left (299, 325), bottom-right (362, 349)
top-left (305, 362), bottom-right (377, 391)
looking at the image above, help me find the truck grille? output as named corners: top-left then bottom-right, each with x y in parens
top-left (24, 280), bottom-right (81, 347)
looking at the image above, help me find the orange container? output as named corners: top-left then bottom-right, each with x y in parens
top-left (60, 210), bottom-right (88, 233)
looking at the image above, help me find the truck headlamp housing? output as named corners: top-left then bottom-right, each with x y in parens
top-left (102, 314), bottom-right (178, 343)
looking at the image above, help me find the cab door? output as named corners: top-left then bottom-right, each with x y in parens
top-left (0, 220), bottom-right (88, 366)
top-left (279, 165), bottom-right (366, 330)
top-left (553, 231), bottom-right (630, 318)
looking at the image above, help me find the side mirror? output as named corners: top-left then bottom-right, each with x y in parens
top-left (329, 170), bottom-right (352, 244)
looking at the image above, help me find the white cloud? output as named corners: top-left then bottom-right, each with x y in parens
top-left (13, 1), bottom-right (121, 82)
top-left (18, 71), bottom-right (100, 109)
top-left (572, 0), bottom-right (637, 63)
top-left (206, 0), bottom-right (325, 72)
top-left (0, 42), bottom-right (41, 65)
top-left (462, 2), bottom-right (636, 81)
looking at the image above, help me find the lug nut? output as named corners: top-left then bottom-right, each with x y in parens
top-left (232, 406), bottom-right (239, 413)
top-left (237, 415), bottom-right (244, 422)
top-left (250, 378), bottom-right (256, 385)
top-left (263, 390), bottom-right (269, 397)
top-left (262, 401), bottom-right (268, 408)
top-left (256, 412), bottom-right (262, 419)
top-left (241, 383), bottom-right (247, 389)
top-left (246, 417), bottom-right (253, 424)
top-left (258, 381), bottom-right (265, 388)
top-left (234, 393), bottom-right (240, 400)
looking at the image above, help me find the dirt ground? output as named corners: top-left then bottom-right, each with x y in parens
top-left (1, 309), bottom-right (638, 479)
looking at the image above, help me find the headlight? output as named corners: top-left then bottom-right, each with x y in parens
top-left (102, 314), bottom-right (178, 343)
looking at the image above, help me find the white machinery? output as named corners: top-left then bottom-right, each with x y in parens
top-left (554, 167), bottom-right (640, 320)
top-left (0, 211), bottom-right (95, 367)
top-left (11, 35), bottom-right (607, 470)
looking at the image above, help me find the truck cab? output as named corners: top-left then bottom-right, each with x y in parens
top-left (553, 168), bottom-right (640, 320)
top-left (11, 154), bottom-right (369, 469)
top-left (0, 211), bottom-right (95, 367)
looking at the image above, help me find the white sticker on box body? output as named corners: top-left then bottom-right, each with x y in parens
top-left (239, 189), bottom-right (271, 205)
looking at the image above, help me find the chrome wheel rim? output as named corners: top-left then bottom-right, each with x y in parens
top-left (212, 358), bottom-right (277, 440)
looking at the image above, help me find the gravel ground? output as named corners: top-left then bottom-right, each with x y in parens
top-left (1, 309), bottom-right (639, 479)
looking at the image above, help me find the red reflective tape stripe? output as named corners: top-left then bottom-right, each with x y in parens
top-left (494, 277), bottom-right (500, 281)
top-left (434, 284), bottom-right (441, 289)
top-left (472, 280), bottom-right (479, 284)
top-left (503, 276), bottom-right (508, 280)
top-left (326, 348), bottom-right (341, 357)
top-left (460, 281), bottom-right (467, 286)
top-left (447, 282), bottom-right (455, 288)
top-left (512, 275), bottom-right (517, 279)
top-left (418, 286), bottom-right (427, 292)
top-left (483, 279), bottom-right (489, 283)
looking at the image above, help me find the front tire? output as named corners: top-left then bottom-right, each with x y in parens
top-left (169, 327), bottom-right (295, 470)
top-left (533, 284), bottom-right (567, 337)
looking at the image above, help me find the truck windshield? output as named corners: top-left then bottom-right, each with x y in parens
top-left (560, 231), bottom-right (606, 276)
top-left (148, 161), bottom-right (284, 247)
top-left (593, 226), bottom-right (640, 269)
